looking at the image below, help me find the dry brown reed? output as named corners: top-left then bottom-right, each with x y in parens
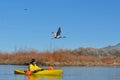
top-left (0, 50), bottom-right (120, 66)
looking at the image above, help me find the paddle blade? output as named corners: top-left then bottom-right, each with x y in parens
top-left (48, 67), bottom-right (54, 70)
top-left (26, 71), bottom-right (31, 75)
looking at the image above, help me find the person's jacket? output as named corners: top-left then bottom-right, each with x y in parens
top-left (28, 64), bottom-right (41, 72)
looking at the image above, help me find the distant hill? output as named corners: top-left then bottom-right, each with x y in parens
top-left (102, 43), bottom-right (120, 50)
top-left (72, 43), bottom-right (120, 58)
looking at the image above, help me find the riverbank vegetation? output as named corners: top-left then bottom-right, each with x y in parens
top-left (0, 47), bottom-right (120, 66)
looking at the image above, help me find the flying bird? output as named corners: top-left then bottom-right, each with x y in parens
top-left (52, 27), bottom-right (66, 39)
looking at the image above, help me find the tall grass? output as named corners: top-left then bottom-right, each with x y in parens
top-left (0, 50), bottom-right (120, 66)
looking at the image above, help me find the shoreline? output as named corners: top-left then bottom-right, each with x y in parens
top-left (0, 63), bottom-right (120, 67)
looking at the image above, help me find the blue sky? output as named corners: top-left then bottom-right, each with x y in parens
top-left (0, 0), bottom-right (120, 52)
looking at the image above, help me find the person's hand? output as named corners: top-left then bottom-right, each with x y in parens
top-left (33, 70), bottom-right (38, 73)
top-left (41, 69), bottom-right (44, 71)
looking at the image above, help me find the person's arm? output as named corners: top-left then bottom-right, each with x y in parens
top-left (34, 64), bottom-right (41, 70)
top-left (32, 64), bottom-right (44, 72)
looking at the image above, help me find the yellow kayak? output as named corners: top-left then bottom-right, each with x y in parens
top-left (14, 69), bottom-right (63, 76)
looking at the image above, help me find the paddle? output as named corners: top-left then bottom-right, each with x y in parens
top-left (25, 69), bottom-right (43, 75)
top-left (25, 67), bottom-right (54, 75)
top-left (25, 69), bottom-right (45, 75)
top-left (32, 69), bottom-right (44, 73)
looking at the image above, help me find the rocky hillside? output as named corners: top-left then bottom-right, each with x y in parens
top-left (73, 43), bottom-right (120, 58)
top-left (103, 43), bottom-right (120, 50)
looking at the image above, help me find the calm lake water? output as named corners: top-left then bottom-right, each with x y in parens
top-left (0, 65), bottom-right (120, 80)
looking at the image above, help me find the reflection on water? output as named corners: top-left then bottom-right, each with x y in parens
top-left (14, 75), bottom-right (62, 80)
top-left (26, 75), bottom-right (62, 80)
top-left (0, 65), bottom-right (120, 80)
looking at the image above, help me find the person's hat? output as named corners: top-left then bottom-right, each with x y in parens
top-left (31, 59), bottom-right (36, 63)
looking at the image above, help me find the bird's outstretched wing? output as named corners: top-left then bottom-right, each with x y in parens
top-left (56, 27), bottom-right (61, 36)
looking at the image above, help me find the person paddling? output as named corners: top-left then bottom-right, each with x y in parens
top-left (28, 59), bottom-right (43, 73)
